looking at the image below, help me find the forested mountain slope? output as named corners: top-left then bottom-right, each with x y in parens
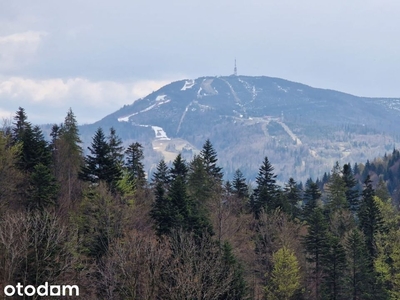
top-left (79, 75), bottom-right (400, 182)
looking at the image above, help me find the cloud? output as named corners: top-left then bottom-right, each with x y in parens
top-left (0, 108), bottom-right (14, 122)
top-left (0, 31), bottom-right (48, 71)
top-left (0, 76), bottom-right (177, 124)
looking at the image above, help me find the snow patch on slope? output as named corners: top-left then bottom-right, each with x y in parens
top-left (151, 126), bottom-right (170, 140)
top-left (156, 94), bottom-right (167, 101)
top-left (181, 80), bottom-right (195, 91)
top-left (117, 98), bottom-right (170, 122)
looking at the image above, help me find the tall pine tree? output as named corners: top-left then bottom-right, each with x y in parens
top-left (252, 156), bottom-right (279, 217)
top-left (79, 127), bottom-right (122, 192)
top-left (358, 175), bottom-right (384, 258)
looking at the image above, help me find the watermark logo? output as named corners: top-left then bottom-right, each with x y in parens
top-left (4, 282), bottom-right (79, 297)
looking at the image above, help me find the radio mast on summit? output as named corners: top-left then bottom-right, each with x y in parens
top-left (234, 59), bottom-right (237, 76)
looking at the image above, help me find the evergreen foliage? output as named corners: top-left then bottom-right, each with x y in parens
top-left (28, 163), bottom-right (59, 210)
top-left (302, 179), bottom-right (322, 221)
top-left (150, 160), bottom-right (173, 236)
top-left (107, 127), bottom-right (124, 169)
top-left (321, 234), bottom-right (347, 300)
top-left (303, 207), bottom-right (329, 299)
top-left (79, 127), bottom-right (122, 192)
top-left (232, 169), bottom-right (248, 199)
top-left (170, 153), bottom-right (188, 181)
top-left (325, 162), bottom-right (349, 214)
top-left (358, 175), bottom-right (384, 258)
top-left (125, 142), bottom-right (146, 189)
top-left (283, 177), bottom-right (302, 219)
top-left (252, 156), bottom-right (279, 217)
top-left (344, 229), bottom-right (374, 300)
top-left (200, 139), bottom-right (223, 181)
top-left (342, 163), bottom-right (359, 213)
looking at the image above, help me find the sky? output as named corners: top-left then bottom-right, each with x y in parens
top-left (1, 0), bottom-right (400, 125)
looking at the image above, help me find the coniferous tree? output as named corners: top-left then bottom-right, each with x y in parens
top-left (344, 229), bottom-right (373, 300)
top-left (108, 127), bottom-right (124, 170)
top-left (28, 163), bottom-right (59, 210)
top-left (11, 107), bottom-right (29, 145)
top-left (358, 175), bottom-right (384, 258)
top-left (125, 142), bottom-right (146, 189)
top-left (232, 169), bottom-right (248, 200)
top-left (150, 160), bottom-right (173, 236)
top-left (187, 155), bottom-right (210, 204)
top-left (152, 159), bottom-right (170, 188)
top-left (14, 122), bottom-right (52, 173)
top-left (170, 153), bottom-right (188, 181)
top-left (200, 139), bottom-right (223, 182)
top-left (168, 173), bottom-right (191, 232)
top-left (283, 177), bottom-right (302, 219)
top-left (302, 179), bottom-right (322, 221)
top-left (342, 163), bottom-right (359, 213)
top-left (79, 127), bottom-right (122, 192)
top-left (303, 207), bottom-right (329, 300)
top-left (325, 162), bottom-right (348, 214)
top-left (170, 154), bottom-right (212, 237)
top-left (252, 156), bottom-right (279, 217)
top-left (55, 108), bottom-right (83, 207)
top-left (219, 241), bottom-right (248, 299)
top-left (321, 234), bottom-right (347, 300)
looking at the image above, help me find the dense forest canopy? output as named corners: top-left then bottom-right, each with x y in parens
top-left (1, 107), bottom-right (400, 299)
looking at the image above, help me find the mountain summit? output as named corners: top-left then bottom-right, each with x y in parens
top-left (81, 75), bottom-right (400, 182)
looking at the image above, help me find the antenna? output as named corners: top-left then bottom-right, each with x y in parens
top-left (234, 59), bottom-right (237, 76)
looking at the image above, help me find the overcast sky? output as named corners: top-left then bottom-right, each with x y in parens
top-left (1, 0), bottom-right (400, 125)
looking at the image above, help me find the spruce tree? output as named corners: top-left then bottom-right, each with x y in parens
top-left (28, 163), bottom-right (59, 210)
top-left (187, 155), bottom-right (210, 204)
top-left (252, 156), bottom-right (279, 217)
top-left (220, 241), bottom-right (248, 299)
top-left (14, 122), bottom-right (52, 173)
top-left (302, 179), bottom-right (322, 221)
top-left (283, 177), bottom-right (302, 219)
top-left (108, 127), bottom-right (124, 169)
top-left (55, 108), bottom-right (83, 206)
top-left (200, 139), bottom-right (223, 181)
top-left (151, 159), bottom-right (170, 188)
top-left (79, 127), bottom-right (122, 192)
top-left (344, 229), bottom-right (373, 300)
top-left (170, 153), bottom-right (188, 181)
top-left (12, 107), bottom-right (29, 144)
top-left (303, 207), bottom-right (329, 300)
top-left (125, 142), bottom-right (146, 189)
top-left (150, 160), bottom-right (173, 236)
top-left (326, 162), bottom-right (349, 214)
top-left (232, 169), bottom-right (248, 199)
top-left (168, 174), bottom-right (191, 231)
top-left (321, 234), bottom-right (347, 300)
top-left (150, 180), bottom-right (173, 236)
top-left (342, 163), bottom-right (359, 213)
top-left (358, 175), bottom-right (384, 258)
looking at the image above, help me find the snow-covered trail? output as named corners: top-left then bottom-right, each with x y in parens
top-left (277, 121), bottom-right (302, 145)
top-left (176, 101), bottom-right (193, 135)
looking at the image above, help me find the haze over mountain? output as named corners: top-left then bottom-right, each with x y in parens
top-left (79, 75), bottom-right (400, 182)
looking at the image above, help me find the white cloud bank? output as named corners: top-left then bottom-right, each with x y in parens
top-left (0, 31), bottom-right (48, 71)
top-left (0, 76), bottom-right (173, 124)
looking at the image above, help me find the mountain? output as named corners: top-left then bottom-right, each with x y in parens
top-left (79, 75), bottom-right (400, 183)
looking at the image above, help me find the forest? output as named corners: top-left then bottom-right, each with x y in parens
top-left (1, 107), bottom-right (400, 300)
